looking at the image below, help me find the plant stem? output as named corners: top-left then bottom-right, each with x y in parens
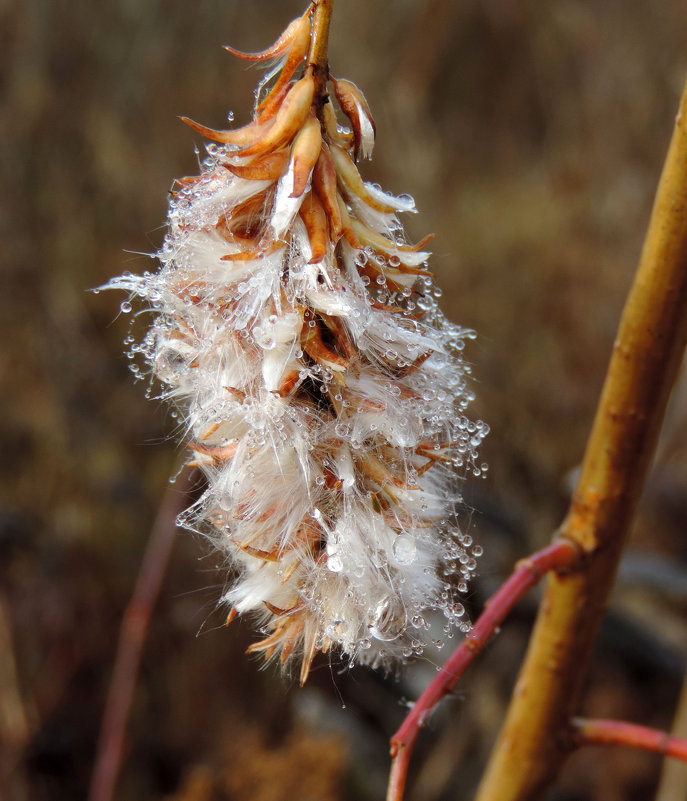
top-left (474, 76), bottom-right (687, 801)
top-left (308, 0), bottom-right (334, 108)
top-left (386, 539), bottom-right (581, 801)
top-left (655, 671), bottom-right (687, 800)
top-left (571, 718), bottom-right (687, 762)
top-left (88, 466), bottom-right (196, 801)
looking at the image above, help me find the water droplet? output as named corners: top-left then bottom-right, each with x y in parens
top-left (327, 555), bottom-right (343, 573)
top-left (370, 595), bottom-right (407, 642)
top-left (393, 535), bottom-right (417, 565)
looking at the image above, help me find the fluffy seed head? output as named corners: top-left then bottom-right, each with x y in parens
top-left (108, 5), bottom-right (488, 684)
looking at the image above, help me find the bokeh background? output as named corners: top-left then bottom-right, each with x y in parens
top-left (2, 1), bottom-right (687, 799)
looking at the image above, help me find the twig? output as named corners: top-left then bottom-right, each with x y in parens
top-left (88, 465), bottom-right (197, 801)
top-left (0, 593), bottom-right (31, 799)
top-left (655, 670), bottom-right (687, 801)
top-left (474, 76), bottom-right (687, 801)
top-left (386, 539), bottom-right (581, 801)
top-left (571, 717), bottom-right (687, 762)
top-left (308, 0), bottom-right (334, 108)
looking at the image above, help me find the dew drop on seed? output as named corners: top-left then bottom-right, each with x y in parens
top-left (393, 535), bottom-right (417, 565)
top-left (370, 595), bottom-right (407, 642)
top-left (327, 555), bottom-right (343, 573)
top-left (452, 603), bottom-right (465, 618)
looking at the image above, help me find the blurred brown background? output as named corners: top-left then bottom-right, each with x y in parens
top-left (2, 1), bottom-right (687, 799)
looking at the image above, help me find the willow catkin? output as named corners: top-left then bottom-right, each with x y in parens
top-left (108, 5), bottom-right (488, 684)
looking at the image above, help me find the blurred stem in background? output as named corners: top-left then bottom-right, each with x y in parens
top-left (89, 467), bottom-right (197, 801)
top-left (656, 671), bottom-right (687, 800)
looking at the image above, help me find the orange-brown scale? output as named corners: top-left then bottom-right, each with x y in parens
top-left (335, 195), bottom-right (362, 248)
top-left (222, 149), bottom-right (290, 181)
top-left (322, 102), bottom-right (355, 151)
top-left (331, 77), bottom-right (376, 161)
top-left (179, 115), bottom-right (274, 147)
top-left (290, 115), bottom-right (323, 198)
top-left (255, 12), bottom-right (312, 114)
top-left (222, 11), bottom-right (309, 62)
top-left (299, 191), bottom-right (329, 262)
top-left (220, 240), bottom-right (285, 261)
top-left (236, 74), bottom-right (315, 158)
top-left (312, 142), bottom-right (343, 241)
top-left (319, 314), bottom-right (356, 359)
top-left (301, 318), bottom-right (349, 372)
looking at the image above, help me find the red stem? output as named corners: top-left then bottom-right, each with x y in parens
top-left (571, 717), bottom-right (687, 762)
top-left (88, 466), bottom-right (197, 801)
top-left (387, 538), bottom-right (581, 801)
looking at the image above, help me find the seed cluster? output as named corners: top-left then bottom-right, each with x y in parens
top-left (109, 6), bottom-right (487, 683)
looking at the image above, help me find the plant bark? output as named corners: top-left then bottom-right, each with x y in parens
top-left (474, 77), bottom-right (687, 801)
top-left (571, 718), bottom-right (687, 762)
top-left (387, 541), bottom-right (580, 801)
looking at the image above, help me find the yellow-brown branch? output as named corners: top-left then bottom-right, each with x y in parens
top-left (475, 76), bottom-right (687, 801)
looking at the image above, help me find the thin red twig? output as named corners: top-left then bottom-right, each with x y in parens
top-left (571, 717), bottom-right (687, 762)
top-left (88, 465), bottom-right (197, 801)
top-left (386, 538), bottom-right (581, 801)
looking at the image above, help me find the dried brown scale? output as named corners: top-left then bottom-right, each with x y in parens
top-left (323, 102), bottom-right (354, 149)
top-left (179, 115), bottom-right (274, 146)
top-left (319, 315), bottom-right (356, 359)
top-left (290, 116), bottom-right (323, 198)
top-left (220, 242), bottom-right (283, 261)
top-left (312, 143), bottom-right (343, 239)
top-left (236, 74), bottom-right (315, 158)
top-left (223, 150), bottom-right (291, 181)
top-left (255, 14), bottom-right (313, 111)
top-left (256, 79), bottom-right (297, 124)
top-left (331, 76), bottom-right (376, 160)
top-left (299, 192), bottom-right (329, 262)
top-left (330, 144), bottom-right (398, 213)
top-left (222, 13), bottom-right (308, 62)
top-left (334, 195), bottom-right (361, 241)
top-left (239, 544), bottom-right (281, 562)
